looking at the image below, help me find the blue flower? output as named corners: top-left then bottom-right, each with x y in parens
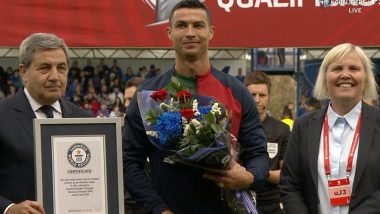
top-left (198, 106), bottom-right (212, 115)
top-left (154, 111), bottom-right (182, 145)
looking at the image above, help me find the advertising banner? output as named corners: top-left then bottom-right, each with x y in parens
top-left (0, 0), bottom-right (379, 47)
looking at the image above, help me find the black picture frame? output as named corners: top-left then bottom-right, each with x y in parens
top-left (34, 118), bottom-right (124, 214)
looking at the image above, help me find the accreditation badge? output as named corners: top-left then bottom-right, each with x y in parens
top-left (328, 178), bottom-right (351, 206)
top-left (267, 142), bottom-right (278, 159)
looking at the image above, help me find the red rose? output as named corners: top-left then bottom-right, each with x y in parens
top-left (150, 89), bottom-right (168, 102)
top-left (181, 109), bottom-right (195, 121)
top-left (177, 90), bottom-right (191, 101)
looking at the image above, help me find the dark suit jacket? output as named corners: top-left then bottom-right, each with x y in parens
top-left (0, 90), bottom-right (92, 213)
top-left (280, 102), bottom-right (380, 214)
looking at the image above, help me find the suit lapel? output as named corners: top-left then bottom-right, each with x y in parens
top-left (59, 99), bottom-right (72, 118)
top-left (13, 90), bottom-right (36, 138)
top-left (352, 102), bottom-right (375, 192)
top-left (308, 107), bottom-right (327, 188)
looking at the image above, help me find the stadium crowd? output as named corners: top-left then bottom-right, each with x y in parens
top-left (0, 59), bottom-right (162, 117)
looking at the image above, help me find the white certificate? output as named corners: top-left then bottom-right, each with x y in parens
top-left (52, 135), bottom-right (107, 214)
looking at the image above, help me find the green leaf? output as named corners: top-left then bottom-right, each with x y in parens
top-left (166, 76), bottom-right (183, 98)
top-left (145, 109), bottom-right (161, 125)
top-left (204, 113), bottom-right (216, 124)
top-left (211, 124), bottom-right (223, 134)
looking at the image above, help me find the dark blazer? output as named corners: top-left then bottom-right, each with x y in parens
top-left (0, 89), bottom-right (92, 213)
top-left (280, 102), bottom-right (380, 214)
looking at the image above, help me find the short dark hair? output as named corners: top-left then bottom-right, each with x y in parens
top-left (244, 71), bottom-right (271, 94)
top-left (125, 77), bottom-right (144, 88)
top-left (169, 0), bottom-right (212, 26)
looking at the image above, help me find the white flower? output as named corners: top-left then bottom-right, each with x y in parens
top-left (183, 124), bottom-right (191, 137)
top-left (192, 99), bottom-right (200, 117)
top-left (182, 116), bottom-right (188, 125)
top-left (190, 119), bottom-right (202, 131)
top-left (159, 103), bottom-right (170, 111)
top-left (146, 131), bottom-right (158, 138)
top-left (210, 103), bottom-right (221, 115)
top-left (169, 98), bottom-right (177, 111)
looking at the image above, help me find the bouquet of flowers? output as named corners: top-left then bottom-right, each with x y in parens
top-left (137, 77), bottom-right (258, 214)
top-left (137, 77), bottom-right (232, 170)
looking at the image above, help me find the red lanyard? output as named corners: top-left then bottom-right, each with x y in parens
top-left (323, 112), bottom-right (362, 178)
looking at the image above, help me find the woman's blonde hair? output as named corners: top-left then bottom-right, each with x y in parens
top-left (313, 43), bottom-right (378, 100)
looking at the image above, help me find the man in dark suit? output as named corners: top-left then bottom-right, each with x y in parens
top-left (0, 33), bottom-right (92, 214)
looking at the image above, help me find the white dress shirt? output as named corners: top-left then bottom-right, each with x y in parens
top-left (317, 101), bottom-right (361, 214)
top-left (24, 88), bottom-right (62, 118)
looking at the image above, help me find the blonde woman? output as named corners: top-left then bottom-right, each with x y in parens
top-left (280, 43), bottom-right (380, 214)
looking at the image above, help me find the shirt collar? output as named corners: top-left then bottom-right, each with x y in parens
top-left (327, 101), bottom-right (362, 131)
top-left (24, 88), bottom-right (62, 114)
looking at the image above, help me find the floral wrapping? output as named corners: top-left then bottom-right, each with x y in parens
top-left (136, 77), bottom-right (257, 213)
top-left (137, 87), bottom-right (231, 170)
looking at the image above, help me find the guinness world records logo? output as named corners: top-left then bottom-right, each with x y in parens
top-left (67, 143), bottom-right (91, 168)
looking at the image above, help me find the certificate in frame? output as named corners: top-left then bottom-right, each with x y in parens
top-left (34, 118), bottom-right (124, 214)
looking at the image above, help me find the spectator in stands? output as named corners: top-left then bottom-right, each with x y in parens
top-left (69, 60), bottom-right (81, 79)
top-left (92, 66), bottom-right (102, 91)
top-left (85, 92), bottom-right (100, 115)
top-left (108, 72), bottom-right (117, 89)
top-left (109, 86), bottom-right (124, 104)
top-left (99, 84), bottom-right (109, 99)
top-left (112, 77), bottom-right (123, 92)
top-left (5, 66), bottom-right (13, 79)
top-left (245, 71), bottom-right (290, 214)
top-left (9, 69), bottom-right (23, 89)
top-left (110, 105), bottom-right (123, 117)
top-left (97, 58), bottom-right (109, 73)
top-left (78, 70), bottom-right (87, 88)
top-left (96, 102), bottom-right (110, 117)
top-left (83, 59), bottom-right (95, 75)
top-left (235, 67), bottom-right (245, 82)
top-left (82, 100), bottom-right (93, 115)
top-left (145, 64), bottom-right (156, 79)
top-left (136, 66), bottom-right (147, 79)
top-left (84, 85), bottom-right (100, 103)
top-left (124, 66), bottom-right (135, 82)
top-left (73, 83), bottom-right (85, 100)
top-left (111, 59), bottom-right (123, 80)
top-left (123, 1), bottom-right (269, 213)
top-left (65, 77), bottom-right (78, 100)
top-left (0, 32), bottom-right (92, 214)
top-left (99, 92), bottom-right (111, 108)
top-left (6, 84), bottom-right (17, 97)
top-left (72, 93), bottom-right (83, 107)
top-left (112, 96), bottom-right (125, 113)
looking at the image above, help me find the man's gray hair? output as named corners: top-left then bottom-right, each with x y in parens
top-left (19, 33), bottom-right (70, 68)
